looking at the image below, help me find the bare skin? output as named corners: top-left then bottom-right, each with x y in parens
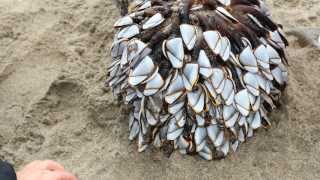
top-left (17, 160), bottom-right (77, 180)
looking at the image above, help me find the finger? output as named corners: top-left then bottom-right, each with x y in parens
top-left (41, 160), bottom-right (65, 171)
top-left (21, 160), bottom-right (42, 171)
top-left (26, 160), bottom-right (42, 167)
top-left (49, 171), bottom-right (78, 180)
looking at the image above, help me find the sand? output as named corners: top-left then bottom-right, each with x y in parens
top-left (0, 0), bottom-right (319, 179)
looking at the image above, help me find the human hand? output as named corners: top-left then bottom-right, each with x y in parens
top-left (17, 160), bottom-right (77, 180)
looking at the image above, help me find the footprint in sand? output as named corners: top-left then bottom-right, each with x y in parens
top-left (286, 27), bottom-right (320, 49)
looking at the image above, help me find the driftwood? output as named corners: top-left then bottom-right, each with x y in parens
top-left (113, 0), bottom-right (130, 16)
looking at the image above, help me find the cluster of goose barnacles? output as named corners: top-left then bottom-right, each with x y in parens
top-left (106, 0), bottom-right (288, 160)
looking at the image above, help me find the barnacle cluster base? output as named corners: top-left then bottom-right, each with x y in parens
top-left (107, 0), bottom-right (288, 160)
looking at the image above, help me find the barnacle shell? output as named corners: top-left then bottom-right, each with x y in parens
top-left (107, 0), bottom-right (288, 160)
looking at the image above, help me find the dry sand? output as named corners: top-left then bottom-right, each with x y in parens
top-left (0, 0), bottom-right (319, 179)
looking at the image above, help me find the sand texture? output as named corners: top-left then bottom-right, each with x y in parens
top-left (0, 0), bottom-right (320, 179)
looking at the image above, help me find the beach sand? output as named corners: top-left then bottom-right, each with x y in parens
top-left (0, 0), bottom-right (319, 179)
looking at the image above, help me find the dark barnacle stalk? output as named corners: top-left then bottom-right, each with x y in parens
top-left (107, 0), bottom-right (289, 160)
